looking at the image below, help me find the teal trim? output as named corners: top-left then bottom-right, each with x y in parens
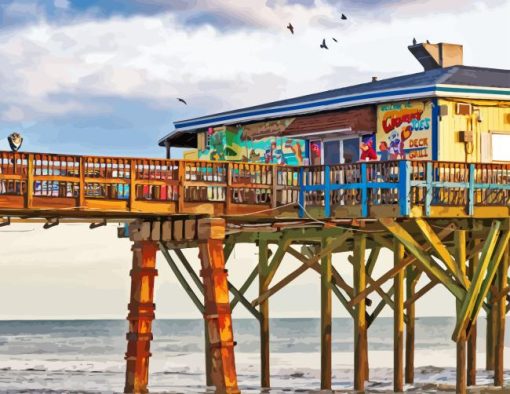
top-left (398, 161), bottom-right (411, 216)
top-left (425, 162), bottom-right (433, 216)
top-left (468, 164), bottom-right (475, 216)
top-left (324, 166), bottom-right (331, 218)
top-left (298, 168), bottom-right (305, 218)
top-left (360, 163), bottom-right (368, 217)
top-left (436, 86), bottom-right (510, 96)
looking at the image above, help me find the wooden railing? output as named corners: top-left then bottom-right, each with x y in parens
top-left (299, 160), bottom-right (510, 218)
top-left (0, 151), bottom-right (508, 218)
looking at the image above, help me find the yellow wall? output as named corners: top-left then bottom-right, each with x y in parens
top-left (438, 99), bottom-right (510, 162)
top-left (183, 149), bottom-right (198, 160)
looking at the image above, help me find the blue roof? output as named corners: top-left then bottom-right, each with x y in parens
top-left (159, 65), bottom-right (510, 145)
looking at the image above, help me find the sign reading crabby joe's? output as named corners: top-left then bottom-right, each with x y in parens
top-left (376, 100), bottom-right (433, 161)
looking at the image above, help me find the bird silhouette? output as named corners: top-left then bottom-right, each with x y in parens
top-left (177, 98), bottom-right (187, 105)
top-left (332, 37), bottom-right (338, 43)
top-left (320, 39), bottom-right (328, 49)
top-left (341, 13), bottom-right (347, 20)
top-left (287, 23), bottom-right (294, 34)
top-left (412, 38), bottom-right (417, 45)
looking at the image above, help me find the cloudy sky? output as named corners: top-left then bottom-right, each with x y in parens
top-left (0, 0), bottom-right (509, 156)
top-left (0, 0), bottom-right (508, 320)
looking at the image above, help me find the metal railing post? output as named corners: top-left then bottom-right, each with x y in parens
top-left (425, 162), bottom-right (433, 217)
top-left (360, 163), bottom-right (368, 218)
top-left (324, 165), bottom-right (331, 218)
top-left (398, 161), bottom-right (411, 217)
top-left (298, 167), bottom-right (305, 218)
top-left (468, 163), bottom-right (475, 216)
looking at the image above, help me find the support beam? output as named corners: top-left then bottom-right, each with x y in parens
top-left (380, 219), bottom-right (465, 302)
top-left (416, 219), bottom-right (468, 287)
top-left (404, 279), bottom-right (436, 308)
top-left (368, 286), bottom-right (395, 328)
top-left (252, 231), bottom-right (352, 307)
top-left (494, 243), bottom-right (509, 386)
top-left (204, 320), bottom-right (213, 387)
top-left (486, 292), bottom-right (496, 371)
top-left (454, 227), bottom-right (509, 342)
top-left (467, 238), bottom-right (479, 387)
top-left (258, 239), bottom-right (270, 388)
top-left (353, 233), bottom-right (367, 392)
top-left (321, 239), bottom-right (332, 390)
top-left (159, 244), bottom-right (204, 313)
top-left (394, 240), bottom-right (404, 393)
top-left (405, 266), bottom-right (417, 384)
top-left (287, 246), bottom-right (356, 300)
top-left (230, 264), bottom-right (259, 310)
top-left (350, 225), bottom-right (456, 307)
top-left (263, 235), bottom-right (292, 288)
top-left (455, 230), bottom-right (467, 394)
top-left (124, 241), bottom-right (158, 394)
top-left (197, 218), bottom-right (239, 394)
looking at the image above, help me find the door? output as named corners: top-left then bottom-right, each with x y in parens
top-left (323, 140), bottom-right (340, 165)
top-left (342, 138), bottom-right (360, 164)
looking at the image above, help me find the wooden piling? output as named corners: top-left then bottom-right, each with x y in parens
top-left (124, 241), bottom-right (158, 394)
top-left (486, 292), bottom-right (496, 371)
top-left (455, 230), bottom-right (467, 394)
top-left (204, 320), bottom-right (213, 386)
top-left (494, 243), bottom-right (509, 386)
top-left (197, 218), bottom-right (240, 394)
top-left (321, 239), bottom-right (332, 390)
top-left (467, 238), bottom-right (479, 386)
top-left (405, 266), bottom-right (416, 384)
top-left (394, 240), bottom-right (404, 392)
top-left (353, 233), bottom-right (367, 391)
top-left (258, 239), bottom-right (270, 388)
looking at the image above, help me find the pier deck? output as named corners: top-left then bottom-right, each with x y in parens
top-left (0, 151), bottom-right (508, 221)
top-left (1, 149), bottom-right (509, 394)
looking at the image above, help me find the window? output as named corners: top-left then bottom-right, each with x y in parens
top-left (491, 132), bottom-right (510, 162)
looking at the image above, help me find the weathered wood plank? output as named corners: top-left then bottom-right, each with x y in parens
top-left (394, 240), bottom-right (404, 393)
top-left (353, 233), bottom-right (367, 392)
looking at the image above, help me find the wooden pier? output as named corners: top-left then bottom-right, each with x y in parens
top-left (0, 150), bottom-right (509, 393)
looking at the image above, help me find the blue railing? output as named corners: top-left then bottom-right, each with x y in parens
top-left (298, 160), bottom-right (510, 218)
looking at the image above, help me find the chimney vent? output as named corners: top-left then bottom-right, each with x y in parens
top-left (408, 41), bottom-right (463, 71)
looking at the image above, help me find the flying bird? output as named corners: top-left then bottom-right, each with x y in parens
top-left (320, 39), bottom-right (328, 50)
top-left (7, 132), bottom-right (23, 152)
top-left (287, 23), bottom-right (294, 34)
top-left (177, 98), bottom-right (187, 105)
top-left (341, 13), bottom-right (347, 20)
top-left (332, 37), bottom-right (338, 43)
top-left (412, 38), bottom-right (417, 45)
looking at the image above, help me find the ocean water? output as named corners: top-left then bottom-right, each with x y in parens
top-left (0, 317), bottom-right (509, 393)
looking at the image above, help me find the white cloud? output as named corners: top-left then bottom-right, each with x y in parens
top-left (53, 0), bottom-right (70, 9)
top-left (0, 0), bottom-right (507, 123)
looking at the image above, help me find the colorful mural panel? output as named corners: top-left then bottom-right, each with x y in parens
top-left (376, 100), bottom-right (433, 160)
top-left (198, 126), bottom-right (307, 165)
top-left (360, 134), bottom-right (377, 161)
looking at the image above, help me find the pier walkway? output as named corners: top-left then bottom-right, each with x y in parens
top-left (0, 150), bottom-right (508, 221)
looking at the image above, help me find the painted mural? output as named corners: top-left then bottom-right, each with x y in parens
top-left (360, 134), bottom-right (377, 161)
top-left (198, 126), bottom-right (307, 165)
top-left (376, 100), bottom-right (433, 160)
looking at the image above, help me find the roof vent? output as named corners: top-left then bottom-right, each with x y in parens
top-left (372, 76), bottom-right (378, 82)
top-left (408, 41), bottom-right (463, 71)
